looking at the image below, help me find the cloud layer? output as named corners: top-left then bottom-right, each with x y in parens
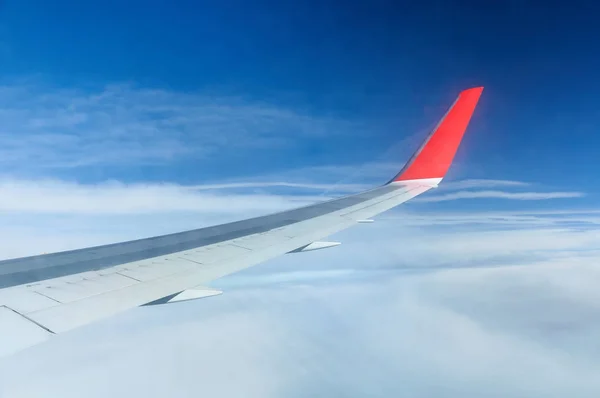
top-left (2, 210), bottom-right (600, 397)
top-left (0, 175), bottom-right (598, 397)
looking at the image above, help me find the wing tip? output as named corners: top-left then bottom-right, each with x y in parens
top-left (458, 86), bottom-right (484, 102)
top-left (462, 86), bottom-right (484, 94)
top-left (389, 86), bottom-right (484, 184)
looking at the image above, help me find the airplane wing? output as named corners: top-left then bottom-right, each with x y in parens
top-left (0, 87), bottom-right (483, 357)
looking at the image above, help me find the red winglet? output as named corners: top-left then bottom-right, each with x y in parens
top-left (392, 87), bottom-right (483, 182)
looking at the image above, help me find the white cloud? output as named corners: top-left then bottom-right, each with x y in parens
top-left (0, 176), bottom-right (590, 261)
top-left (0, 178), bottom-right (333, 259)
top-left (0, 177), bottom-right (573, 218)
top-left (2, 224), bottom-right (600, 397)
top-left (380, 209), bottom-right (600, 228)
top-left (417, 189), bottom-right (585, 202)
top-left (438, 178), bottom-right (530, 190)
top-left (0, 178), bottom-right (324, 215)
top-left (187, 181), bottom-right (368, 192)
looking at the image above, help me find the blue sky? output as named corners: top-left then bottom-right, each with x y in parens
top-left (2, 1), bottom-right (600, 397)
top-left (1, 1), bottom-right (598, 190)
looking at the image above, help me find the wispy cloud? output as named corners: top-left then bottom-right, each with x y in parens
top-left (187, 181), bottom-right (368, 192)
top-left (1, 177), bottom-right (576, 217)
top-left (0, 82), bottom-right (364, 171)
top-left (417, 190), bottom-right (585, 202)
top-left (381, 209), bottom-right (600, 228)
top-left (0, 178), bottom-right (326, 215)
top-left (438, 179), bottom-right (530, 191)
top-left (0, 176), bottom-right (586, 260)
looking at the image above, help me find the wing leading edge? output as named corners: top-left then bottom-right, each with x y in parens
top-left (0, 87), bottom-right (483, 357)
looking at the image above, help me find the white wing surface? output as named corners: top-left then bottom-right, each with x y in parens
top-left (0, 87), bottom-right (484, 357)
